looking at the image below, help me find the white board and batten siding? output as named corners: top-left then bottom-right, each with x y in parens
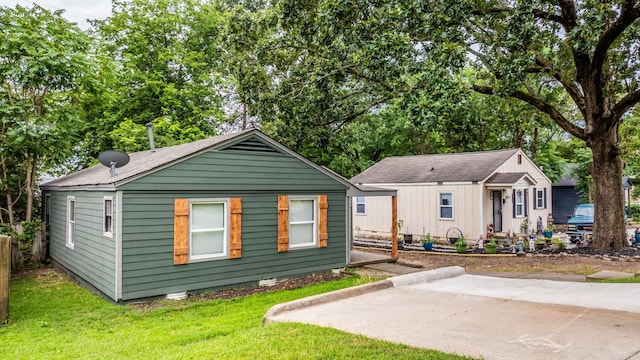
top-left (492, 151), bottom-right (553, 234)
top-left (353, 182), bottom-right (486, 241)
top-left (353, 149), bottom-right (553, 242)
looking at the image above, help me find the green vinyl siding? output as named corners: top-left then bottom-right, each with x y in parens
top-left (48, 191), bottom-right (117, 299)
top-left (120, 191), bottom-right (346, 300)
top-left (46, 136), bottom-right (350, 301)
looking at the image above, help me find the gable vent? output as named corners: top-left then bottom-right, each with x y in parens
top-left (222, 138), bottom-right (282, 154)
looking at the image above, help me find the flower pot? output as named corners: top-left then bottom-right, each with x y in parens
top-left (543, 230), bottom-right (553, 239)
top-left (535, 243), bottom-right (545, 251)
top-left (484, 245), bottom-right (497, 254)
top-left (403, 234), bottom-right (413, 244)
top-left (423, 242), bottom-right (433, 251)
top-left (397, 240), bottom-right (404, 250)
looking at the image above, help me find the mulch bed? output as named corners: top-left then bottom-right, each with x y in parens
top-left (129, 271), bottom-right (351, 311)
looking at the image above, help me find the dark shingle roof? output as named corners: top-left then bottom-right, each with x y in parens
top-left (41, 130), bottom-right (253, 188)
top-left (351, 148), bottom-right (520, 184)
top-left (553, 163), bottom-right (578, 186)
top-left (485, 172), bottom-right (534, 185)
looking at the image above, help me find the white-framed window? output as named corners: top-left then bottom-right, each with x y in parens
top-left (289, 197), bottom-right (317, 248)
top-left (355, 196), bottom-right (366, 215)
top-left (439, 192), bottom-right (453, 219)
top-left (66, 196), bottom-right (75, 249)
top-left (536, 189), bottom-right (545, 209)
top-left (515, 189), bottom-right (524, 216)
top-left (103, 196), bottom-right (113, 237)
top-left (189, 199), bottom-right (228, 262)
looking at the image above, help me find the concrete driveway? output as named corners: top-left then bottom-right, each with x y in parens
top-left (264, 267), bottom-right (640, 360)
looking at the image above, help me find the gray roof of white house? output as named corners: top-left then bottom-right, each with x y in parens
top-left (485, 172), bottom-right (535, 185)
top-left (41, 129), bottom-right (256, 188)
top-left (351, 148), bottom-right (520, 184)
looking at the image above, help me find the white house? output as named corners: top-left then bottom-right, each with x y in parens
top-left (351, 148), bottom-right (552, 242)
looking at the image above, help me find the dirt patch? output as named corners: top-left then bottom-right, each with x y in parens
top-left (397, 250), bottom-right (640, 275)
top-left (191, 272), bottom-right (349, 300)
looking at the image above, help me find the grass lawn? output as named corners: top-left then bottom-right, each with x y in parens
top-left (595, 277), bottom-right (640, 283)
top-left (2, 269), bottom-right (472, 359)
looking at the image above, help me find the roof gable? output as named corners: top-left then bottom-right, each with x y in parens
top-left (485, 172), bottom-right (536, 186)
top-left (218, 135), bottom-right (284, 154)
top-left (351, 148), bottom-right (520, 184)
top-left (41, 130), bottom-right (350, 190)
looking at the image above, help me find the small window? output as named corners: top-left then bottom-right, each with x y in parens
top-left (66, 196), bottom-right (75, 249)
top-left (515, 190), bottom-right (524, 216)
top-left (355, 196), bottom-right (366, 215)
top-left (103, 197), bottom-right (113, 237)
top-left (190, 200), bottom-right (228, 261)
top-left (536, 189), bottom-right (544, 209)
top-left (289, 198), bottom-right (317, 248)
top-left (439, 192), bottom-right (453, 219)
top-left (517, 154), bottom-right (522, 164)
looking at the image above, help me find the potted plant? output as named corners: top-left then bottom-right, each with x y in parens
top-left (520, 217), bottom-right (529, 234)
top-left (543, 226), bottom-right (553, 239)
top-left (534, 238), bottom-right (546, 251)
top-left (421, 233), bottom-right (433, 251)
top-left (551, 238), bottom-right (565, 251)
top-left (484, 237), bottom-right (498, 254)
top-left (455, 235), bottom-right (467, 253)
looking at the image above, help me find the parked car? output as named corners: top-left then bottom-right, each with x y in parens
top-left (566, 203), bottom-right (593, 242)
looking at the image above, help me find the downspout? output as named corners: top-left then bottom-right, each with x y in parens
top-left (346, 196), bottom-right (352, 265)
top-left (115, 190), bottom-right (123, 301)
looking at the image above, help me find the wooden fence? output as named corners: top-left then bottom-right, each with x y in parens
top-left (9, 222), bottom-right (47, 270)
top-left (1, 235), bottom-right (9, 325)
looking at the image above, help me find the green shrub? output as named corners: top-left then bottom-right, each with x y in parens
top-left (16, 220), bottom-right (43, 266)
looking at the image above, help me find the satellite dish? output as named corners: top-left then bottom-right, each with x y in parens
top-left (98, 150), bottom-right (130, 177)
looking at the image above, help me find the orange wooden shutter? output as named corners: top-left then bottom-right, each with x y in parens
top-left (277, 195), bottom-right (289, 252)
top-left (318, 195), bottom-right (328, 248)
top-left (229, 198), bottom-right (242, 259)
top-left (173, 198), bottom-right (189, 265)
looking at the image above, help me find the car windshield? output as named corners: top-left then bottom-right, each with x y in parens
top-left (575, 206), bottom-right (594, 217)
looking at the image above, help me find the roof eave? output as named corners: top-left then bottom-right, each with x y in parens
top-left (40, 184), bottom-right (117, 191)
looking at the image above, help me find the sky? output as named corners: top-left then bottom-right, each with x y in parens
top-left (0, 0), bottom-right (112, 30)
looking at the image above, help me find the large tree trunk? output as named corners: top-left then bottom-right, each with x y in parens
top-left (589, 133), bottom-right (627, 250)
top-left (5, 194), bottom-right (14, 226)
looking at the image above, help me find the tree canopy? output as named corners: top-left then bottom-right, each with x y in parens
top-left (227, 0), bottom-right (640, 250)
top-left (78, 0), bottom-right (230, 165)
top-left (2, 1), bottom-right (640, 252)
top-left (0, 4), bottom-right (97, 223)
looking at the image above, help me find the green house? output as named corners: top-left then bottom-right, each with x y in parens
top-left (41, 130), bottom-right (358, 301)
